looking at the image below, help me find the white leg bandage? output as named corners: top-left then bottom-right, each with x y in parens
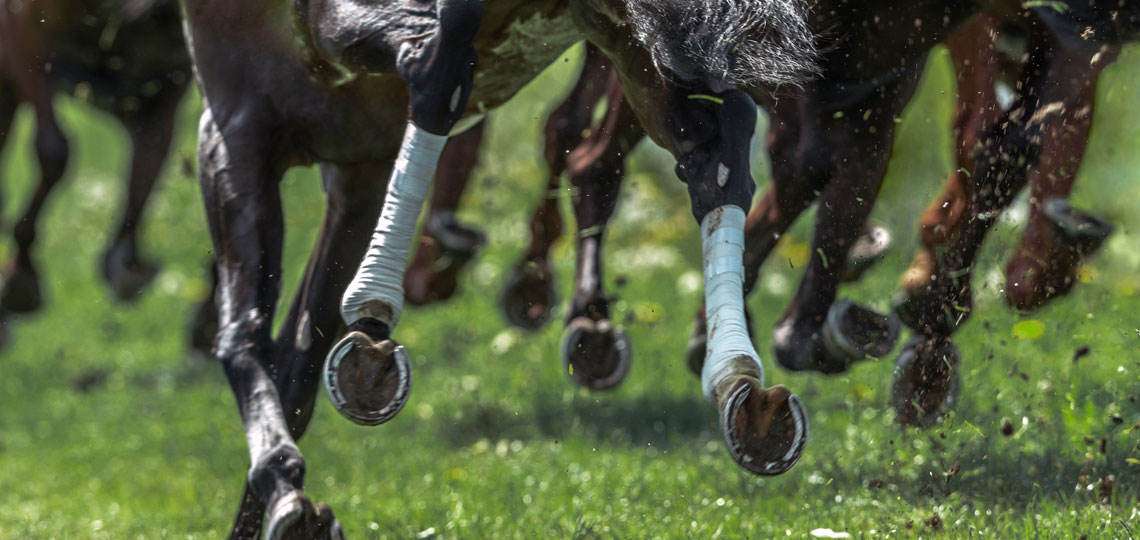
top-left (341, 123), bottom-right (448, 327)
top-left (700, 205), bottom-right (764, 401)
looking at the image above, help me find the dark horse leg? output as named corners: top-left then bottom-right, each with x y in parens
top-left (0, 27), bottom-right (70, 316)
top-left (769, 76), bottom-right (918, 375)
top-left (900, 13), bottom-right (1004, 297)
top-left (892, 18), bottom-right (1065, 426)
top-left (561, 55), bottom-right (643, 390)
top-left (501, 49), bottom-right (629, 332)
top-left (103, 85), bottom-right (186, 301)
top-left (403, 121), bottom-right (487, 306)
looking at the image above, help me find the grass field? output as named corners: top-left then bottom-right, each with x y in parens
top-left (1, 43), bottom-right (1140, 539)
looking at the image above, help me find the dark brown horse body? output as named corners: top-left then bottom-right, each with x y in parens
top-left (0, 0), bottom-right (190, 337)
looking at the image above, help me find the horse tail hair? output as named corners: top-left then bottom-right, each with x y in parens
top-left (623, 0), bottom-right (818, 88)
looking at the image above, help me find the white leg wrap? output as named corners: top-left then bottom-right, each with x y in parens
top-left (341, 123), bottom-right (448, 327)
top-left (700, 205), bottom-right (764, 401)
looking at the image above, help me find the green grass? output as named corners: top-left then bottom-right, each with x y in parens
top-left (1, 43), bottom-right (1140, 539)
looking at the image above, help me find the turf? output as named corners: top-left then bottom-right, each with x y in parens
top-left (1, 43), bottom-right (1139, 539)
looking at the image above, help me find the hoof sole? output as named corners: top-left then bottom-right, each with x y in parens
top-left (561, 317), bottom-right (631, 390)
top-left (892, 337), bottom-right (960, 427)
top-left (266, 490), bottom-right (344, 540)
top-left (719, 377), bottom-right (808, 476)
top-left (324, 331), bottom-right (412, 426)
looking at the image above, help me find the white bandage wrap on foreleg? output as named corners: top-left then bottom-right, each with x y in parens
top-left (341, 123), bottom-right (448, 327)
top-left (700, 205), bottom-right (764, 401)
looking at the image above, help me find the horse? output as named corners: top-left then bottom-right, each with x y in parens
top-left (0, 0), bottom-right (191, 342)
top-left (182, 0), bottom-right (821, 536)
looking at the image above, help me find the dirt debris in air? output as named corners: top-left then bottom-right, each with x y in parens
top-left (1000, 419), bottom-right (1014, 437)
top-left (1073, 345), bottom-right (1091, 362)
top-left (72, 368), bottom-right (109, 393)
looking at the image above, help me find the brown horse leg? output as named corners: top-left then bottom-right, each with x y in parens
top-left (403, 121), bottom-right (486, 306)
top-left (561, 65), bottom-right (642, 390)
top-left (1004, 45), bottom-right (1119, 312)
top-left (901, 14), bottom-right (1002, 294)
top-left (0, 48), bottom-right (69, 315)
top-left (197, 109), bottom-right (340, 540)
top-left (103, 87), bottom-right (184, 301)
top-left (501, 44), bottom-right (619, 330)
top-left (893, 23), bottom-right (1067, 427)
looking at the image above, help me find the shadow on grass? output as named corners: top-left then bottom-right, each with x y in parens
top-left (436, 390), bottom-right (716, 450)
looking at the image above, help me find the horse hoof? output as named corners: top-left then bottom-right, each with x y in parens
top-left (842, 225), bottom-right (892, 283)
top-left (0, 266), bottom-right (42, 314)
top-left (561, 317), bottom-right (631, 390)
top-left (324, 330), bottom-right (412, 426)
top-left (428, 212), bottom-right (486, 255)
top-left (500, 263), bottom-right (556, 330)
top-left (717, 376), bottom-right (808, 476)
top-left (1042, 198), bottom-right (1114, 256)
top-left (102, 243), bottom-right (159, 302)
top-left (822, 298), bottom-right (901, 360)
top-left (892, 336), bottom-right (960, 428)
top-left (265, 490), bottom-right (344, 540)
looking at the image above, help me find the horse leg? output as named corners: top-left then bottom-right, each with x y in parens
top-left (501, 44), bottom-right (617, 330)
top-left (0, 51), bottom-right (69, 315)
top-left (222, 160), bottom-right (388, 540)
top-left (331, 0), bottom-right (481, 423)
top-left (684, 96), bottom-right (832, 374)
top-left (197, 110), bottom-right (340, 540)
top-left (189, 260), bottom-right (219, 366)
top-left (901, 13), bottom-right (1002, 294)
top-left (103, 87), bottom-right (183, 301)
top-left (403, 121), bottom-right (486, 306)
top-left (561, 65), bottom-right (642, 390)
top-left (1004, 45), bottom-right (1119, 312)
top-left (893, 24), bottom-right (1062, 427)
top-left (771, 78), bottom-right (918, 374)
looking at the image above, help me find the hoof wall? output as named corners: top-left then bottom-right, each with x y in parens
top-left (500, 264), bottom-right (556, 330)
top-left (1042, 198), bottom-right (1113, 255)
top-left (266, 490), bottom-right (344, 540)
top-left (718, 377), bottom-right (808, 476)
top-left (823, 298), bottom-right (901, 360)
top-left (892, 337), bottom-right (960, 427)
top-left (561, 317), bottom-right (631, 390)
top-left (324, 331), bottom-right (412, 426)
top-left (103, 243), bottom-right (159, 302)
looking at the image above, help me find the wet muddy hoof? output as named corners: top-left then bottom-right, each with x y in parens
top-left (842, 225), bottom-right (892, 283)
top-left (265, 490), bottom-right (344, 540)
top-left (1042, 198), bottom-right (1114, 256)
top-left (823, 299), bottom-right (901, 360)
top-left (0, 265), bottom-right (42, 314)
top-left (561, 317), bottom-right (631, 390)
top-left (892, 336), bottom-right (960, 428)
top-left (500, 263), bottom-right (556, 330)
top-left (324, 328), bottom-right (411, 426)
top-left (102, 243), bottom-right (159, 302)
top-left (717, 375), bottom-right (808, 476)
